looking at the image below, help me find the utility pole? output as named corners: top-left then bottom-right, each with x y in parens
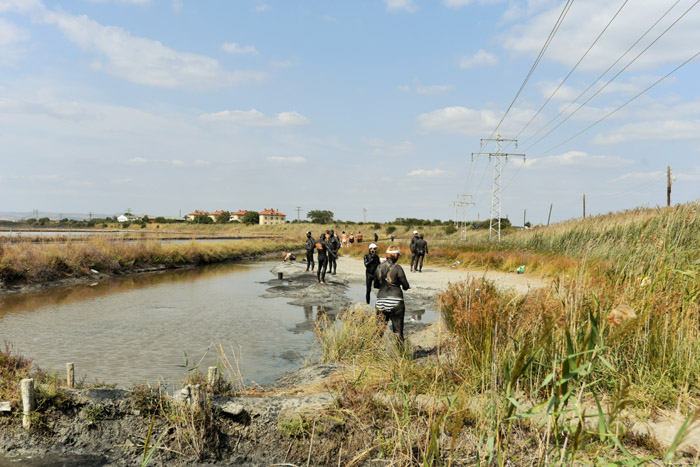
top-left (547, 203), bottom-right (553, 227)
top-left (472, 135), bottom-right (525, 240)
top-left (363, 208), bottom-right (367, 223)
top-left (583, 194), bottom-right (586, 219)
top-left (452, 195), bottom-right (474, 240)
top-left (296, 206), bottom-right (302, 221)
top-left (523, 209), bottom-right (526, 228)
top-left (667, 166), bottom-right (672, 207)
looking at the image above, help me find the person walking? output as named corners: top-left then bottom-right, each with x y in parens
top-left (374, 245), bottom-right (410, 341)
top-left (357, 231), bottom-right (363, 243)
top-left (374, 232), bottom-right (378, 242)
top-left (305, 231), bottom-right (315, 272)
top-left (409, 230), bottom-right (419, 272)
top-left (414, 234), bottom-right (428, 272)
top-left (363, 243), bottom-right (381, 304)
top-left (349, 232), bottom-right (355, 245)
top-left (316, 231), bottom-right (329, 284)
top-left (327, 229), bottom-right (340, 275)
top-left (341, 231), bottom-right (348, 248)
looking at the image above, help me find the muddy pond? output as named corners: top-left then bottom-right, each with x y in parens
top-left (0, 262), bottom-right (347, 389)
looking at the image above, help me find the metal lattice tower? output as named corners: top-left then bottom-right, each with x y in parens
top-left (451, 194), bottom-right (474, 240)
top-left (472, 136), bottom-right (525, 241)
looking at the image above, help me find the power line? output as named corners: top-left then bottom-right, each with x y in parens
top-left (526, 0), bottom-right (700, 154)
top-left (514, 0), bottom-right (631, 140)
top-left (488, 0), bottom-right (575, 139)
top-left (519, 0), bottom-right (683, 148)
top-left (535, 44), bottom-right (700, 157)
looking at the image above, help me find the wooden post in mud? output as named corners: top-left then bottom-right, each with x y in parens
top-left (66, 362), bottom-right (75, 388)
top-left (21, 378), bottom-right (35, 429)
top-left (207, 367), bottom-right (218, 388)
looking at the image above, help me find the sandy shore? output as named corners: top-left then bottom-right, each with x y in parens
top-left (332, 254), bottom-right (550, 295)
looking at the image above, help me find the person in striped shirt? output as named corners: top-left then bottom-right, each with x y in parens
top-left (373, 245), bottom-right (410, 341)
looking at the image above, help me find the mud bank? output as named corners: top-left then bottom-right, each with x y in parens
top-left (0, 250), bottom-right (293, 297)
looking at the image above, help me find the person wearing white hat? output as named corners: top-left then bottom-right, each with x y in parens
top-left (410, 230), bottom-right (419, 272)
top-left (373, 245), bottom-right (410, 341)
top-left (363, 243), bottom-right (381, 304)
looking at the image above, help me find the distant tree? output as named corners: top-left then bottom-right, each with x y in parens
top-left (307, 210), bottom-right (334, 224)
top-left (385, 225), bottom-right (396, 235)
top-left (38, 217), bottom-right (50, 225)
top-left (155, 217), bottom-right (167, 224)
top-left (444, 224), bottom-right (457, 235)
top-left (194, 215), bottom-right (213, 224)
top-left (242, 211), bottom-right (260, 225)
top-left (216, 211), bottom-right (231, 224)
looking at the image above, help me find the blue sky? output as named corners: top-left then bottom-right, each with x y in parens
top-left (1, 0), bottom-right (698, 223)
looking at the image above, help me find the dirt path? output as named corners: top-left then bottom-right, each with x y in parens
top-left (334, 254), bottom-right (550, 295)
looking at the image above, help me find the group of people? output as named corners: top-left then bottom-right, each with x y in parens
top-left (339, 231), bottom-right (380, 248)
top-left (305, 230), bottom-right (341, 284)
top-left (299, 229), bottom-right (429, 342)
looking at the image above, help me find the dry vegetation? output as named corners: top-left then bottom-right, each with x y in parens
top-left (314, 202), bottom-right (700, 464)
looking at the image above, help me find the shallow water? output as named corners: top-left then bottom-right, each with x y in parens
top-left (0, 262), bottom-right (328, 388)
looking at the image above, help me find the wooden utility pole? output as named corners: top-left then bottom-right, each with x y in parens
top-left (523, 209), bottom-right (526, 228)
top-left (667, 166), bottom-right (672, 207)
top-left (547, 203), bottom-right (553, 226)
top-left (583, 194), bottom-right (586, 219)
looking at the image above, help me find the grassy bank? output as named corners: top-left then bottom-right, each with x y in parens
top-left (0, 236), bottom-right (302, 288)
top-left (315, 203), bottom-right (700, 464)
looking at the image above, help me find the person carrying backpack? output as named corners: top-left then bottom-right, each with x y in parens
top-left (373, 245), bottom-right (410, 341)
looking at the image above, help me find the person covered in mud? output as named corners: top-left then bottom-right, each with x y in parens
top-left (363, 243), bottom-right (381, 304)
top-left (327, 229), bottom-right (340, 275)
top-left (413, 234), bottom-right (428, 272)
top-left (305, 231), bottom-right (315, 272)
top-left (373, 245), bottom-right (410, 341)
top-left (409, 230), bottom-right (420, 272)
top-left (282, 251), bottom-right (296, 262)
top-left (316, 231), bottom-right (329, 284)
top-left (374, 232), bottom-right (378, 242)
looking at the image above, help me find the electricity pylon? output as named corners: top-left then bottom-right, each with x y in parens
top-left (451, 194), bottom-right (474, 240)
top-left (472, 135), bottom-right (525, 241)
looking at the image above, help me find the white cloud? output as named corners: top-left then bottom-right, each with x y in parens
top-left (200, 109), bottom-right (310, 127)
top-left (267, 156), bottom-right (306, 165)
top-left (418, 106), bottom-right (518, 135)
top-left (128, 157), bottom-right (147, 165)
top-left (0, 18), bottom-right (29, 46)
top-left (594, 120), bottom-right (700, 144)
top-left (172, 0), bottom-right (182, 12)
top-left (154, 159), bottom-right (184, 166)
top-left (221, 42), bottom-right (259, 55)
top-left (385, 0), bottom-right (417, 13)
top-left (194, 159), bottom-right (210, 166)
top-left (459, 49), bottom-right (499, 69)
top-left (362, 137), bottom-right (414, 157)
top-left (523, 151), bottom-right (632, 169)
top-left (502, 1), bottom-right (700, 72)
top-left (40, 9), bottom-right (265, 89)
top-left (254, 3), bottom-right (269, 12)
top-left (408, 169), bottom-right (448, 177)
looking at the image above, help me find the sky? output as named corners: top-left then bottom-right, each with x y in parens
top-left (1, 0), bottom-right (699, 224)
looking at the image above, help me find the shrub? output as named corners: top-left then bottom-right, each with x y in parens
top-left (385, 225), bottom-right (396, 235)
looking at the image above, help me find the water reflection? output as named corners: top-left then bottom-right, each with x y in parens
top-left (0, 262), bottom-right (320, 387)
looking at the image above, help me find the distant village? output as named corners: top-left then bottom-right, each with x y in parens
top-left (116, 208), bottom-right (286, 225)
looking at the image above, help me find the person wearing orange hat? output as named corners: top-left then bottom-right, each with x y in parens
top-left (373, 245), bottom-right (410, 341)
